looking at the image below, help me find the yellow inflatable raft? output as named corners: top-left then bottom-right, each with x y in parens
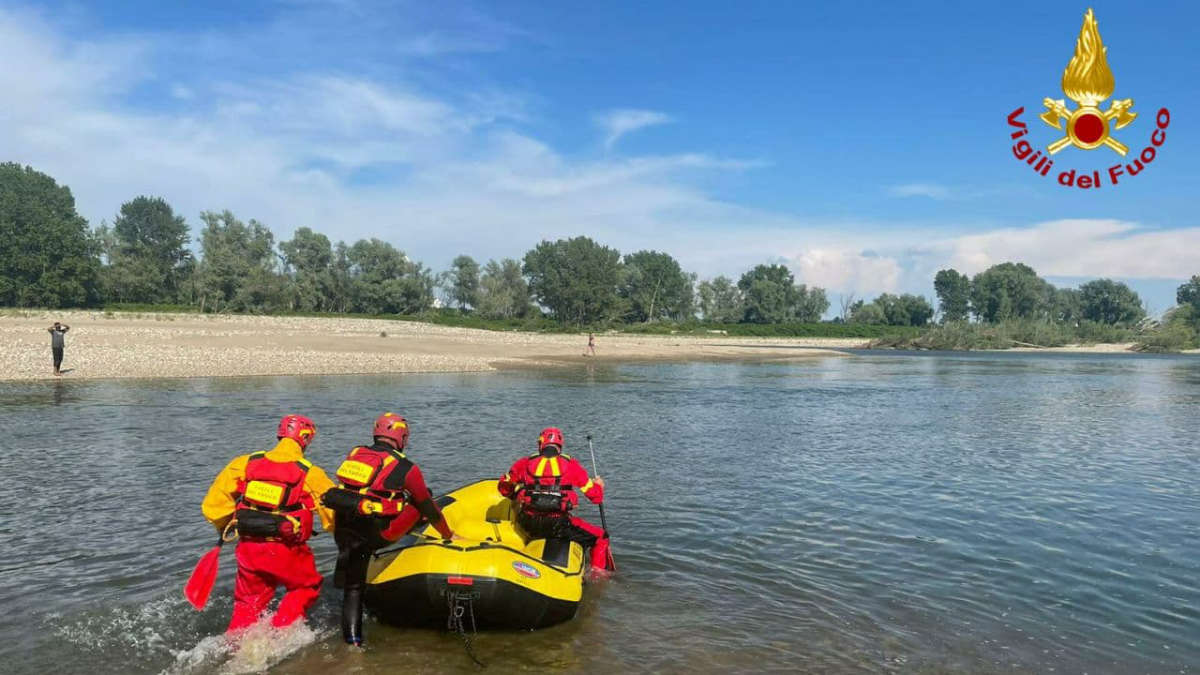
top-left (364, 479), bottom-right (587, 629)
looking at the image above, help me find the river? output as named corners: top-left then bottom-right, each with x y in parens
top-left (1, 351), bottom-right (1197, 673)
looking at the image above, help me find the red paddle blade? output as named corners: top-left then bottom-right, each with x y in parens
top-left (184, 546), bottom-right (221, 610)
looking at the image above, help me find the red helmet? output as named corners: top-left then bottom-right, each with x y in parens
top-left (373, 412), bottom-right (410, 448)
top-left (277, 414), bottom-right (317, 450)
top-left (538, 427), bottom-right (564, 452)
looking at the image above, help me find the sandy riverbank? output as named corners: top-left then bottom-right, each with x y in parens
top-left (0, 310), bottom-right (860, 381)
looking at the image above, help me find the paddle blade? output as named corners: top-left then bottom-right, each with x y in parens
top-left (606, 550), bottom-right (617, 572)
top-left (184, 546), bottom-right (221, 610)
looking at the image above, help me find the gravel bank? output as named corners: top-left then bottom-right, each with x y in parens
top-left (0, 310), bottom-right (857, 381)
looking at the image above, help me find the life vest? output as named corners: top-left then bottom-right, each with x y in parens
top-left (324, 446), bottom-right (413, 516)
top-left (235, 452), bottom-right (314, 542)
top-left (518, 453), bottom-right (577, 514)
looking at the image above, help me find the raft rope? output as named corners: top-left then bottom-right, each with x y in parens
top-left (447, 590), bottom-right (485, 668)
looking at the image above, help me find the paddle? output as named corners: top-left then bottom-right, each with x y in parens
top-left (184, 536), bottom-right (224, 610)
top-left (586, 434), bottom-right (617, 571)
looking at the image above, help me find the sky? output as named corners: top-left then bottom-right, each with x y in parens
top-left (2, 0), bottom-right (1198, 314)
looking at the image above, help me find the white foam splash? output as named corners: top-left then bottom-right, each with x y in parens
top-left (51, 596), bottom-right (188, 659)
top-left (161, 614), bottom-right (334, 675)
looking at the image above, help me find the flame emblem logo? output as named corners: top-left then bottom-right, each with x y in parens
top-left (1039, 8), bottom-right (1136, 155)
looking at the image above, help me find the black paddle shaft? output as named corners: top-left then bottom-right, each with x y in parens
top-left (586, 434), bottom-right (610, 536)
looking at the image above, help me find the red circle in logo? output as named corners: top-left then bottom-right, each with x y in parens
top-left (1074, 113), bottom-right (1106, 144)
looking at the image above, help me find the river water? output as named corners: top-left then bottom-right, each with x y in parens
top-left (1, 352), bottom-right (1197, 674)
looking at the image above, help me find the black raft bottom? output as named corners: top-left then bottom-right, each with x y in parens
top-left (365, 574), bottom-right (579, 630)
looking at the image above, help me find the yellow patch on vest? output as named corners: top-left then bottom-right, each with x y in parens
top-left (337, 459), bottom-right (376, 486)
top-left (244, 480), bottom-right (285, 508)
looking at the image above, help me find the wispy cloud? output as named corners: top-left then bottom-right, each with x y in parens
top-left (595, 109), bottom-right (673, 149)
top-left (1, 7), bottom-right (1194, 315)
top-left (887, 182), bottom-right (952, 200)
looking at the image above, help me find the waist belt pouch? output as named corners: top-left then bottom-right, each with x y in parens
top-left (527, 490), bottom-right (565, 512)
top-left (236, 509), bottom-right (287, 538)
top-left (323, 487), bottom-right (367, 514)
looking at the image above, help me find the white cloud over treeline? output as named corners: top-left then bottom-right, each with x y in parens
top-left (1, 5), bottom-right (1195, 309)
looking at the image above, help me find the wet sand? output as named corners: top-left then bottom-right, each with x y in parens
top-left (0, 310), bottom-right (858, 381)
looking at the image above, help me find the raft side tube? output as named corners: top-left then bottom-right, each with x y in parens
top-left (368, 573), bottom-right (579, 629)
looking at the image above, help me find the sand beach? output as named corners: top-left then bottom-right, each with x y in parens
top-left (0, 310), bottom-right (859, 381)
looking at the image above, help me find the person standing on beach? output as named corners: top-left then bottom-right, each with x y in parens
top-left (586, 332), bottom-right (596, 356)
top-left (47, 322), bottom-right (69, 375)
top-left (201, 415), bottom-right (336, 634)
top-left (321, 412), bottom-right (456, 647)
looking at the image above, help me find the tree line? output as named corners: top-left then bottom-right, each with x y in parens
top-left (931, 263), bottom-right (1148, 327)
top-left (2, 162), bottom-right (1197, 344)
top-left (0, 163), bottom-right (834, 325)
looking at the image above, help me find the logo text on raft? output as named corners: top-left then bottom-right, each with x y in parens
top-left (512, 561), bottom-right (540, 579)
top-left (1006, 8), bottom-right (1170, 188)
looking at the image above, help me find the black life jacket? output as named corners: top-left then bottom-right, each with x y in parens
top-left (519, 453), bottom-right (574, 514)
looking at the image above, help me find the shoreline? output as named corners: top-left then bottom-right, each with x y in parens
top-left (3, 310), bottom-right (1192, 382)
top-left (0, 310), bottom-right (856, 382)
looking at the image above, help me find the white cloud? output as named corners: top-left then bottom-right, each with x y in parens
top-left (595, 109), bottom-right (673, 149)
top-left (938, 219), bottom-right (1200, 279)
top-left (887, 182), bottom-right (952, 200)
top-left (1, 8), bottom-right (1195, 317)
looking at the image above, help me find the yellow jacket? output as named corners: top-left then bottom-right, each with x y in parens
top-left (201, 438), bottom-right (336, 534)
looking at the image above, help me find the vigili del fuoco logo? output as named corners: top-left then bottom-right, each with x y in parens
top-left (1006, 8), bottom-right (1170, 189)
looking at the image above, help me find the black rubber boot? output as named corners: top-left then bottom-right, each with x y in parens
top-left (342, 586), bottom-right (364, 646)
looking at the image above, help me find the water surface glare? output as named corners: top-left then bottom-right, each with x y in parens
top-left (1, 352), bottom-right (1197, 673)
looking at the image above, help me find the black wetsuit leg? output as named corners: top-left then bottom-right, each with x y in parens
top-left (334, 516), bottom-right (382, 646)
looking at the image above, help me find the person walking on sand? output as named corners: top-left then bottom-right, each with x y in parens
top-left (201, 414), bottom-right (336, 634)
top-left (585, 332), bottom-right (596, 357)
top-left (47, 322), bottom-right (70, 375)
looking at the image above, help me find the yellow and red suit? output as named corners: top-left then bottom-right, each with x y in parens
top-left (202, 437), bottom-right (335, 632)
top-left (497, 452), bottom-right (610, 569)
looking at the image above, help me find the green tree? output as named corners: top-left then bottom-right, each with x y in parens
top-left (621, 250), bottom-right (695, 322)
top-left (194, 210), bottom-right (280, 312)
top-left (442, 255), bottom-right (481, 310)
top-left (850, 294), bottom-right (932, 326)
top-left (969, 262), bottom-right (1053, 323)
top-left (794, 284), bottom-right (830, 322)
top-left (346, 238), bottom-right (435, 314)
top-left (697, 275), bottom-right (743, 322)
top-left (933, 269), bottom-right (971, 322)
top-left (280, 227), bottom-right (334, 312)
top-left (872, 293), bottom-right (934, 326)
top-left (1177, 275), bottom-right (1200, 313)
top-left (848, 300), bottom-right (886, 324)
top-left (1078, 279), bottom-right (1145, 326)
top-left (0, 163), bottom-right (99, 307)
top-left (737, 264), bottom-right (798, 323)
top-left (104, 196), bottom-right (192, 303)
top-left (477, 258), bottom-right (533, 319)
top-left (1051, 287), bottom-right (1083, 324)
top-left (328, 242), bottom-right (354, 313)
top-left (523, 236), bottom-right (623, 324)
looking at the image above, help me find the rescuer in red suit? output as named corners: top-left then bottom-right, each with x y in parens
top-left (322, 412), bottom-right (456, 646)
top-left (497, 427), bottom-right (613, 574)
top-left (201, 414), bottom-right (336, 633)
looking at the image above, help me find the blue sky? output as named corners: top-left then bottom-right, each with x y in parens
top-left (2, 0), bottom-right (1197, 313)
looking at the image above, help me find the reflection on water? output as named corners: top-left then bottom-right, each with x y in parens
top-left (1, 352), bottom-right (1198, 674)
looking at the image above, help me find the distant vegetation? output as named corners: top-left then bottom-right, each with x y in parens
top-left (2, 162), bottom-right (1197, 351)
